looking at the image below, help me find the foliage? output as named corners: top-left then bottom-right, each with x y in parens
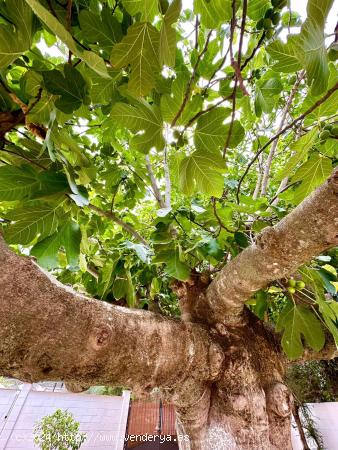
top-left (33, 409), bottom-right (86, 450)
top-left (0, 0), bottom-right (337, 360)
top-left (287, 360), bottom-right (338, 403)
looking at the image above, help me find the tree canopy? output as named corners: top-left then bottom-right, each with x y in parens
top-left (0, 0), bottom-right (338, 361)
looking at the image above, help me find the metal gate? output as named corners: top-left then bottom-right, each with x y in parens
top-left (125, 399), bottom-right (179, 449)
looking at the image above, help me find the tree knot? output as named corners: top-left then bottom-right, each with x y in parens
top-left (266, 382), bottom-right (293, 418)
top-left (88, 324), bottom-right (112, 351)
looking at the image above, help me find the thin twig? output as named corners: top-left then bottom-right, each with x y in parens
top-left (233, 0), bottom-right (248, 96)
top-left (212, 198), bottom-right (233, 234)
top-left (240, 31), bottom-right (266, 71)
top-left (87, 203), bottom-right (149, 247)
top-left (236, 81), bottom-right (338, 203)
top-left (26, 88), bottom-right (43, 114)
top-left (269, 182), bottom-right (297, 205)
top-left (222, 80), bottom-right (237, 158)
top-left (260, 71), bottom-right (304, 196)
top-left (0, 79), bottom-right (28, 113)
top-left (66, 0), bottom-right (73, 64)
top-left (164, 142), bottom-right (171, 209)
top-left (184, 95), bottom-right (232, 129)
top-left (194, 15), bottom-right (199, 50)
top-left (0, 146), bottom-right (46, 170)
top-left (222, 0), bottom-right (239, 158)
top-left (171, 31), bottom-right (213, 127)
top-left (202, 45), bottom-right (230, 95)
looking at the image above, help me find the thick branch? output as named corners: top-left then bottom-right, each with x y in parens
top-left (194, 168), bottom-right (338, 327)
top-left (0, 236), bottom-right (223, 391)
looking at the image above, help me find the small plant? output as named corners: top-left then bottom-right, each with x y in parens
top-left (34, 409), bottom-right (86, 450)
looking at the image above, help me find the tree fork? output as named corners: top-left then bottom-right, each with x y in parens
top-left (194, 168), bottom-right (338, 327)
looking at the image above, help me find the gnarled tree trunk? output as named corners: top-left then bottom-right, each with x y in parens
top-left (1, 168), bottom-right (338, 449)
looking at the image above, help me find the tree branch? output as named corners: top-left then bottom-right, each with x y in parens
top-left (171, 31), bottom-right (213, 127)
top-left (260, 72), bottom-right (304, 196)
top-left (87, 203), bottom-right (149, 247)
top-left (164, 145), bottom-right (171, 209)
top-left (145, 155), bottom-right (165, 208)
top-left (193, 168), bottom-right (338, 327)
top-left (240, 31), bottom-right (266, 71)
top-left (0, 235), bottom-right (223, 391)
top-left (236, 81), bottom-right (338, 203)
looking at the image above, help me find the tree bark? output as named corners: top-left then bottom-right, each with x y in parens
top-left (0, 236), bottom-right (222, 391)
top-left (0, 235), bottom-right (293, 450)
top-left (1, 171), bottom-right (338, 449)
top-left (194, 168), bottom-right (338, 327)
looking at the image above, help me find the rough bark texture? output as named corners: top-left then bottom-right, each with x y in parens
top-left (1, 170), bottom-right (338, 449)
top-left (0, 237), bottom-right (222, 391)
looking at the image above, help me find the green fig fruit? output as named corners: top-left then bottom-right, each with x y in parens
top-left (296, 281), bottom-right (305, 290)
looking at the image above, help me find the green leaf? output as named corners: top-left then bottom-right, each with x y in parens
top-left (62, 221), bottom-right (81, 267)
top-left (79, 8), bottom-right (122, 53)
top-left (179, 149), bottom-right (226, 197)
top-left (0, 165), bottom-right (39, 201)
top-left (125, 241), bottom-right (149, 263)
top-left (5, 204), bottom-right (61, 245)
top-left (30, 221), bottom-right (81, 269)
top-left (276, 128), bottom-right (318, 180)
top-left (194, 108), bottom-right (231, 152)
top-left (98, 259), bottom-right (117, 298)
top-left (110, 22), bottom-right (160, 97)
top-left (247, 0), bottom-right (270, 21)
top-left (299, 267), bottom-right (338, 347)
top-left (223, 121), bottom-right (245, 149)
top-left (302, 66), bottom-right (338, 125)
top-left (266, 37), bottom-right (302, 73)
top-left (159, 0), bottom-right (181, 67)
top-left (165, 251), bottom-right (190, 281)
top-left (255, 76), bottom-right (283, 116)
top-left (110, 100), bottom-right (164, 153)
top-left (0, 166), bottom-right (69, 201)
top-left (276, 301), bottom-right (325, 359)
top-left (122, 0), bottom-right (159, 22)
top-left (160, 71), bottom-right (203, 125)
top-left (194, 0), bottom-right (232, 28)
top-left (154, 248), bottom-right (190, 281)
top-left (25, 0), bottom-right (110, 79)
top-left (297, 0), bottom-right (334, 95)
top-left (0, 0), bottom-right (33, 68)
top-left (292, 154), bottom-right (332, 203)
top-left (27, 92), bottom-right (55, 125)
top-left (31, 232), bottom-right (61, 269)
top-left (86, 68), bottom-right (119, 105)
top-left (112, 276), bottom-right (128, 299)
top-left (42, 65), bottom-right (88, 114)
top-left (112, 270), bottom-right (136, 307)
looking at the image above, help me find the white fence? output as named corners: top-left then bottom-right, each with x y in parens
top-left (0, 384), bottom-right (130, 450)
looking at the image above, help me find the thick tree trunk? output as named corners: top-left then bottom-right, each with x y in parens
top-left (0, 236), bottom-right (292, 449)
top-left (1, 170), bottom-right (338, 449)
